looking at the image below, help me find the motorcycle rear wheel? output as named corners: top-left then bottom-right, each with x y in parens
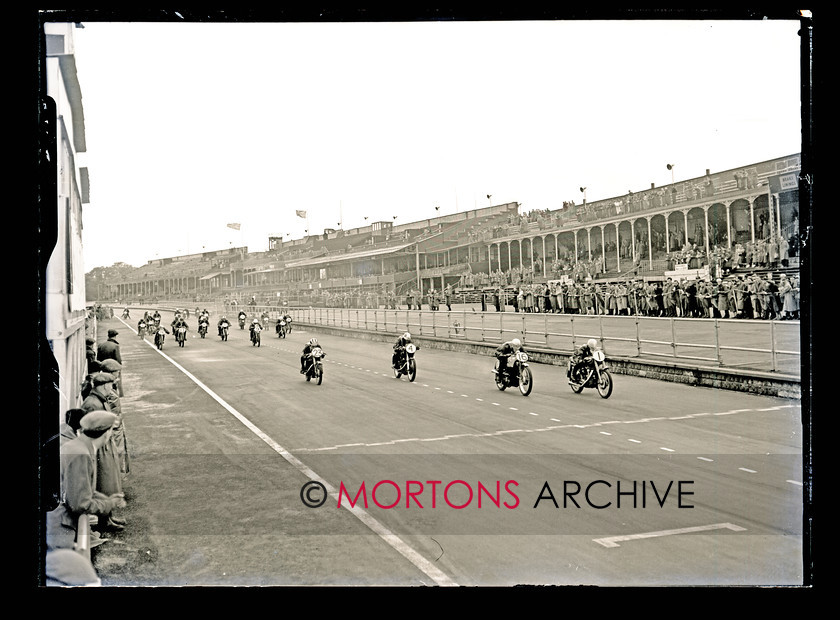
top-left (596, 370), bottom-right (613, 399)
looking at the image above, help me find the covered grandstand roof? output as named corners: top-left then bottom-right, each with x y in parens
top-left (284, 241), bottom-right (416, 269)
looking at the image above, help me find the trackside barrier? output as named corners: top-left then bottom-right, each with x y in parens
top-left (288, 307), bottom-right (800, 379)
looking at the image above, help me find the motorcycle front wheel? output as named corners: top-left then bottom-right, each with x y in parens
top-left (408, 358), bottom-right (417, 382)
top-left (316, 366), bottom-right (323, 385)
top-left (518, 367), bottom-right (533, 396)
top-left (596, 369), bottom-right (613, 399)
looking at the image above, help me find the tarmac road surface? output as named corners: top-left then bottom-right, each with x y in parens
top-left (83, 313), bottom-right (804, 587)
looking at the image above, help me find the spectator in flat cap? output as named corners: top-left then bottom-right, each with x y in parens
top-left (79, 373), bottom-right (125, 521)
top-left (98, 360), bottom-right (130, 476)
top-left (81, 373), bottom-right (115, 413)
top-left (45, 549), bottom-right (101, 587)
top-left (97, 330), bottom-right (123, 396)
top-left (48, 410), bottom-right (127, 550)
top-left (85, 337), bottom-right (100, 374)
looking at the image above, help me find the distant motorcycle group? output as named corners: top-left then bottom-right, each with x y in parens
top-left (130, 309), bottom-right (611, 397)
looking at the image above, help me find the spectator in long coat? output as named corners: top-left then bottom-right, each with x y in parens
top-left (778, 275), bottom-right (797, 319)
top-left (48, 411), bottom-right (126, 550)
top-left (99, 359), bottom-right (130, 476)
top-left (81, 373), bottom-right (125, 516)
top-left (97, 329), bottom-right (124, 396)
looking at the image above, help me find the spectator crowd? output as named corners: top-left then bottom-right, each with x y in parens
top-left (44, 326), bottom-right (131, 586)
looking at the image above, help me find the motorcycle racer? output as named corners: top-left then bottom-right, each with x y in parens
top-left (301, 338), bottom-right (325, 374)
top-left (568, 338), bottom-right (598, 380)
top-left (392, 332), bottom-right (418, 369)
top-left (495, 338), bottom-right (524, 378)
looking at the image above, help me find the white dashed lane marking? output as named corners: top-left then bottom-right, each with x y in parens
top-left (286, 353), bottom-right (800, 486)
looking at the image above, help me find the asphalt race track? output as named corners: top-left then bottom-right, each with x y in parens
top-left (85, 312), bottom-right (804, 587)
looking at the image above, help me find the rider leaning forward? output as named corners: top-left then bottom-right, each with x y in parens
top-left (495, 337), bottom-right (524, 377)
top-left (568, 338), bottom-right (598, 380)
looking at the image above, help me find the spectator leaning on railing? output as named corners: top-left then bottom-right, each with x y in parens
top-left (47, 411), bottom-right (127, 551)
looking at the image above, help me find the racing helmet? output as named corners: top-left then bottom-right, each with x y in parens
top-left (587, 338), bottom-right (598, 350)
top-left (253, 318), bottom-right (259, 323)
top-left (511, 338), bottom-right (522, 348)
top-left (309, 338), bottom-right (318, 347)
top-left (402, 332), bottom-right (411, 341)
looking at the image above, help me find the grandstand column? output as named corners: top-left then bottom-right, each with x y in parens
top-left (600, 226), bottom-right (606, 273)
top-left (587, 228), bottom-right (592, 261)
top-left (749, 199), bottom-right (756, 244)
top-left (725, 201), bottom-right (733, 248)
top-left (614, 222), bottom-right (621, 272)
top-left (542, 236), bottom-right (547, 271)
top-left (646, 216), bottom-right (653, 269)
top-left (507, 241), bottom-right (512, 271)
top-left (528, 238), bottom-right (534, 272)
top-left (703, 206), bottom-right (711, 258)
top-left (682, 210), bottom-right (690, 247)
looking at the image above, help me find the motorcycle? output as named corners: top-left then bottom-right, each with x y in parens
top-left (276, 320), bottom-right (287, 338)
top-left (154, 328), bottom-right (166, 350)
top-left (137, 321), bottom-right (147, 338)
top-left (303, 346), bottom-right (325, 385)
top-left (239, 316), bottom-right (246, 330)
top-left (219, 321), bottom-right (229, 341)
top-left (284, 317), bottom-right (293, 333)
top-left (121, 309), bottom-right (130, 319)
top-left (393, 343), bottom-right (418, 382)
top-left (493, 351), bottom-right (533, 396)
top-left (199, 321), bottom-right (208, 338)
top-left (250, 324), bottom-right (262, 347)
top-left (568, 349), bottom-right (613, 398)
top-left (176, 326), bottom-right (188, 347)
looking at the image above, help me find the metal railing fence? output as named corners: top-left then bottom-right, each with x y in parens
top-left (288, 307), bottom-right (801, 377)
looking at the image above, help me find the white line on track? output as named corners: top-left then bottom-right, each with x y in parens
top-left (593, 522), bottom-right (747, 548)
top-left (145, 342), bottom-right (458, 587)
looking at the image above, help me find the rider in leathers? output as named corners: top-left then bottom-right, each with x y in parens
top-left (249, 318), bottom-right (263, 342)
top-left (217, 316), bottom-right (230, 337)
top-left (495, 338), bottom-right (524, 378)
top-left (300, 338), bottom-right (325, 374)
top-left (172, 316), bottom-right (189, 340)
top-left (568, 338), bottom-right (598, 380)
top-left (392, 332), bottom-right (418, 369)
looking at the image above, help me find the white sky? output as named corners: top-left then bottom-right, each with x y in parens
top-left (66, 18), bottom-right (804, 269)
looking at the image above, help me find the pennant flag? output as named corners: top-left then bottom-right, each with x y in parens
top-left (296, 210), bottom-right (307, 219)
top-left (227, 223), bottom-right (241, 230)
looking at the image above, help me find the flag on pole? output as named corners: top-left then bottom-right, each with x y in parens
top-left (296, 210), bottom-right (307, 219)
top-left (227, 223), bottom-right (241, 230)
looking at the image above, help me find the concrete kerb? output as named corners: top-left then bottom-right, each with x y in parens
top-left (295, 321), bottom-right (801, 400)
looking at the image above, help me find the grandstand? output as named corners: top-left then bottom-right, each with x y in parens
top-left (91, 153), bottom-right (801, 308)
